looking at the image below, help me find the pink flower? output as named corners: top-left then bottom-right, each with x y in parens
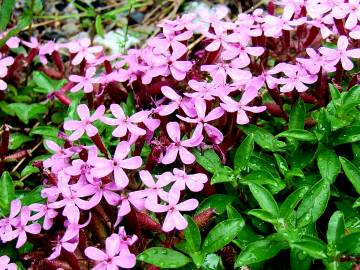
top-left (68, 38), bottom-right (103, 65)
top-left (148, 30), bottom-right (192, 57)
top-left (64, 146), bottom-right (98, 184)
top-left (0, 255), bottom-right (16, 270)
top-left (146, 189), bottom-right (199, 232)
top-left (117, 226), bottom-right (138, 252)
top-left (0, 199), bottom-right (21, 236)
top-left (201, 62), bottom-right (252, 83)
top-left (43, 140), bottom-right (74, 174)
top-left (306, 14), bottom-right (334, 39)
top-left (48, 230), bottom-right (79, 260)
top-left (6, 37), bottom-right (20, 49)
top-left (28, 203), bottom-right (58, 230)
top-left (171, 168), bottom-right (208, 192)
top-left (332, 0), bottom-right (360, 29)
top-left (129, 170), bottom-right (172, 209)
top-left (221, 39), bottom-right (264, 68)
top-left (101, 104), bottom-right (148, 138)
top-left (63, 212), bottom-right (91, 242)
top-left (162, 122), bottom-right (203, 165)
top-left (114, 194), bottom-right (145, 227)
top-left (178, 99), bottom-right (224, 144)
top-left (161, 13), bottom-right (197, 32)
top-left (263, 13), bottom-right (305, 37)
top-left (86, 179), bottom-right (122, 206)
top-left (85, 233), bottom-right (136, 269)
top-left (187, 77), bottom-right (236, 101)
top-left (350, 25), bottom-right (360, 39)
top-left (1, 206), bottom-right (41, 248)
top-left (319, 35), bottom-right (360, 70)
top-left (48, 172), bottom-right (98, 220)
top-left (296, 48), bottom-right (337, 75)
top-left (91, 141), bottom-right (142, 188)
top-left (63, 104), bottom-right (105, 140)
top-left (221, 86), bottom-right (266, 125)
top-left (157, 86), bottom-right (192, 116)
top-left (146, 50), bottom-right (192, 81)
top-left (203, 24), bottom-right (237, 52)
top-left (0, 53), bottom-right (14, 91)
top-left (276, 63), bottom-right (318, 92)
top-left (69, 67), bottom-right (99, 93)
top-left (21, 37), bottom-right (40, 49)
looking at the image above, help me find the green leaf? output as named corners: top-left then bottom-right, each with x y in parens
top-left (314, 108), bottom-right (331, 141)
top-left (317, 146), bottom-right (340, 183)
top-left (9, 133), bottom-right (32, 150)
top-left (332, 126), bottom-right (360, 146)
top-left (276, 129), bottom-right (317, 142)
top-left (137, 247), bottom-right (190, 268)
top-left (0, 171), bottom-right (15, 212)
top-left (297, 179), bottom-right (330, 227)
top-left (274, 153), bottom-right (289, 176)
top-left (353, 197), bottom-right (360, 208)
top-left (289, 99), bottom-right (305, 130)
top-left (226, 204), bottom-right (243, 220)
top-left (248, 183), bottom-right (279, 216)
top-left (211, 166), bottom-right (234, 184)
top-left (235, 239), bottom-right (287, 266)
top-left (194, 149), bottom-right (222, 173)
top-left (238, 125), bottom-right (286, 152)
top-left (327, 211), bottom-right (345, 247)
top-left (329, 84), bottom-right (341, 100)
top-left (291, 236), bottom-right (328, 259)
top-left (234, 134), bottom-right (254, 171)
top-left (280, 186), bottom-right (309, 219)
top-left (0, 0), bottom-right (15, 31)
top-left (202, 218), bottom-right (245, 253)
top-left (30, 126), bottom-right (59, 139)
top-left (32, 71), bottom-right (66, 93)
top-left (20, 155), bottom-right (49, 177)
top-left (196, 194), bottom-right (236, 215)
top-left (290, 248), bottom-right (312, 270)
top-left (248, 209), bottom-right (277, 224)
top-left (183, 215), bottom-right (201, 253)
top-left (95, 15), bottom-right (105, 38)
top-left (202, 254), bottom-right (222, 270)
top-left (339, 157), bottom-right (360, 194)
top-left (6, 103), bottom-right (48, 124)
top-left (16, 186), bottom-right (43, 206)
top-left (338, 232), bottom-right (360, 253)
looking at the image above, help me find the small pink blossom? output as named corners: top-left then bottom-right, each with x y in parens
top-left (276, 63), bottom-right (318, 92)
top-left (129, 170), bottom-right (172, 209)
top-left (319, 35), bottom-right (360, 70)
top-left (178, 99), bottom-right (224, 144)
top-left (162, 122), bottom-right (203, 165)
top-left (1, 206), bottom-right (41, 248)
top-left (0, 53), bottom-right (14, 91)
top-left (0, 255), bottom-right (17, 270)
top-left (69, 67), bottom-right (99, 93)
top-left (68, 38), bottom-right (103, 65)
top-left (91, 141), bottom-right (142, 188)
top-left (146, 189), bottom-right (199, 232)
top-left (101, 104), bottom-right (148, 138)
top-left (148, 30), bottom-right (192, 56)
top-left (85, 233), bottom-right (136, 269)
top-left (63, 104), bottom-right (105, 140)
top-left (171, 168), bottom-right (208, 192)
top-left (48, 172), bottom-right (98, 220)
top-left (48, 231), bottom-right (79, 260)
top-left (221, 86), bottom-right (266, 125)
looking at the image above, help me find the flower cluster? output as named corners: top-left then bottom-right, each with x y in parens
top-left (0, 0), bottom-right (360, 268)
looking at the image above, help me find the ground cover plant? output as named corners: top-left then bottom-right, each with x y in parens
top-left (0, 0), bottom-right (360, 269)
